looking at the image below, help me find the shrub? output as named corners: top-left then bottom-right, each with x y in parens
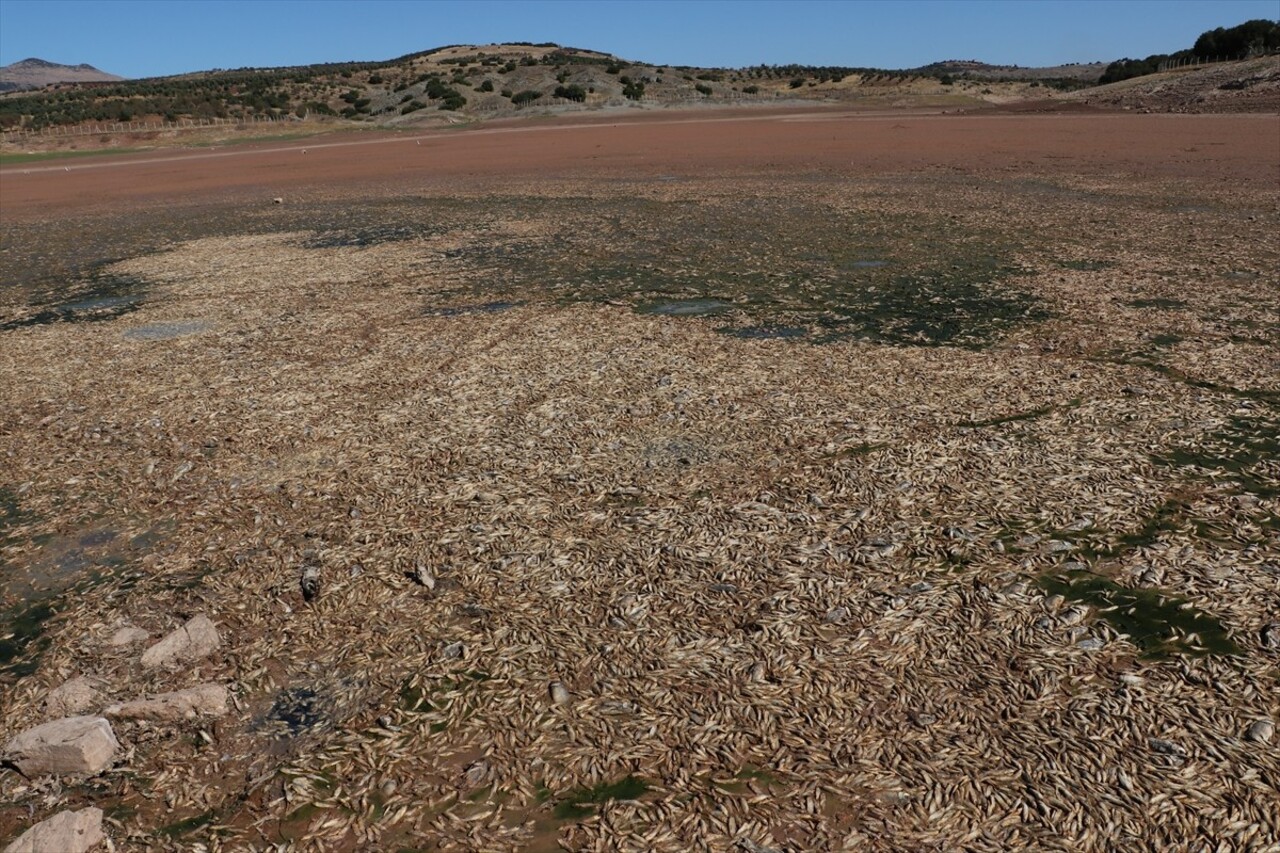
top-left (695, 83), bottom-right (712, 96)
top-left (368, 73), bottom-right (383, 84)
top-left (743, 84), bottom-right (759, 94)
top-left (500, 89), bottom-right (513, 98)
top-left (622, 80), bottom-right (645, 100)
top-left (401, 100), bottom-right (425, 114)
top-left (939, 74), bottom-right (954, 86)
top-left (479, 79), bottom-right (494, 92)
top-left (439, 94), bottom-right (466, 110)
top-left (554, 84), bottom-right (587, 102)
top-left (511, 89), bottom-right (542, 105)
top-left (789, 77), bottom-right (805, 88)
top-left (423, 79), bottom-right (460, 100)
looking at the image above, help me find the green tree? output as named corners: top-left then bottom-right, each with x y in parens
top-left (554, 84), bottom-right (587, 102)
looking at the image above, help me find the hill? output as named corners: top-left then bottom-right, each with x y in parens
top-left (1, 31), bottom-right (1275, 139)
top-left (915, 59), bottom-right (1105, 84)
top-left (0, 57), bottom-right (124, 93)
top-left (0, 43), bottom-right (1092, 135)
top-left (1061, 55), bottom-right (1280, 113)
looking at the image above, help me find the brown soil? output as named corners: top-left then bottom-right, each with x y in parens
top-left (3, 107), bottom-right (1276, 220)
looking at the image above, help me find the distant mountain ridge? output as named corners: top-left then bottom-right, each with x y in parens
top-left (0, 57), bottom-right (124, 93)
top-left (914, 59), bottom-right (1107, 82)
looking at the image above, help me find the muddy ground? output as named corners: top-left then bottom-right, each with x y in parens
top-left (1, 107), bottom-right (1278, 851)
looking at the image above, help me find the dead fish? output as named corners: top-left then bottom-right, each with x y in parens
top-left (463, 760), bottom-right (489, 787)
top-left (410, 561), bottom-right (435, 590)
top-left (1148, 737), bottom-right (1185, 757)
top-left (1245, 719), bottom-right (1274, 744)
top-left (300, 565), bottom-right (321, 602)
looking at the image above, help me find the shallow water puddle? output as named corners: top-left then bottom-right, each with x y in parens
top-left (1155, 410), bottom-right (1280, 502)
top-left (2, 273), bottom-right (147, 331)
top-left (302, 224), bottom-right (422, 249)
top-left (552, 776), bottom-right (651, 820)
top-left (1037, 570), bottom-right (1238, 659)
top-left (425, 301), bottom-right (522, 317)
top-left (638, 298), bottom-right (734, 317)
top-left (0, 599), bottom-right (56, 679)
top-left (722, 324), bottom-right (808, 339)
top-left (266, 687), bottom-right (327, 735)
top-left (0, 520), bottom-right (161, 681)
top-left (123, 320), bottom-right (212, 340)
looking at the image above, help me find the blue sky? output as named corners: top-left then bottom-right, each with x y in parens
top-left (1, 0), bottom-right (1275, 78)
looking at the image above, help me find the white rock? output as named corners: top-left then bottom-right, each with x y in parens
top-left (3, 806), bottom-right (104, 853)
top-left (107, 626), bottom-right (149, 647)
top-left (104, 684), bottom-right (229, 721)
top-left (3, 717), bottom-right (118, 776)
top-left (548, 681), bottom-right (570, 705)
top-left (43, 678), bottom-right (100, 719)
top-left (141, 614), bottom-right (220, 668)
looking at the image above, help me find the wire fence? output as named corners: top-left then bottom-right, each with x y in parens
top-left (1156, 54), bottom-right (1256, 72)
top-left (1, 114), bottom-right (293, 144)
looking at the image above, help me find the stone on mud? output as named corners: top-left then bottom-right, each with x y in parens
top-left (104, 684), bottom-right (229, 721)
top-left (140, 614), bottom-right (219, 668)
top-left (3, 806), bottom-right (104, 853)
top-left (3, 716), bottom-right (118, 776)
top-left (107, 626), bottom-right (149, 647)
top-left (43, 677), bottom-right (101, 719)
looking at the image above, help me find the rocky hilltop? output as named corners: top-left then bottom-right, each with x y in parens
top-left (0, 57), bottom-right (124, 93)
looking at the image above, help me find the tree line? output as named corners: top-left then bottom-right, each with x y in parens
top-left (1100, 19), bottom-right (1278, 85)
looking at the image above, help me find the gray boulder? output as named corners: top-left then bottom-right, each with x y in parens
top-left (43, 677), bottom-right (101, 719)
top-left (104, 684), bottom-right (229, 721)
top-left (140, 614), bottom-right (219, 668)
top-left (3, 806), bottom-right (104, 853)
top-left (3, 717), bottom-right (118, 776)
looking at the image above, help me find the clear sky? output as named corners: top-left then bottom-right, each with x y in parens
top-left (1, 0), bottom-right (1276, 78)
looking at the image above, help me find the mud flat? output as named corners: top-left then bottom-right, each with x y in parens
top-left (1, 108), bottom-right (1278, 850)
